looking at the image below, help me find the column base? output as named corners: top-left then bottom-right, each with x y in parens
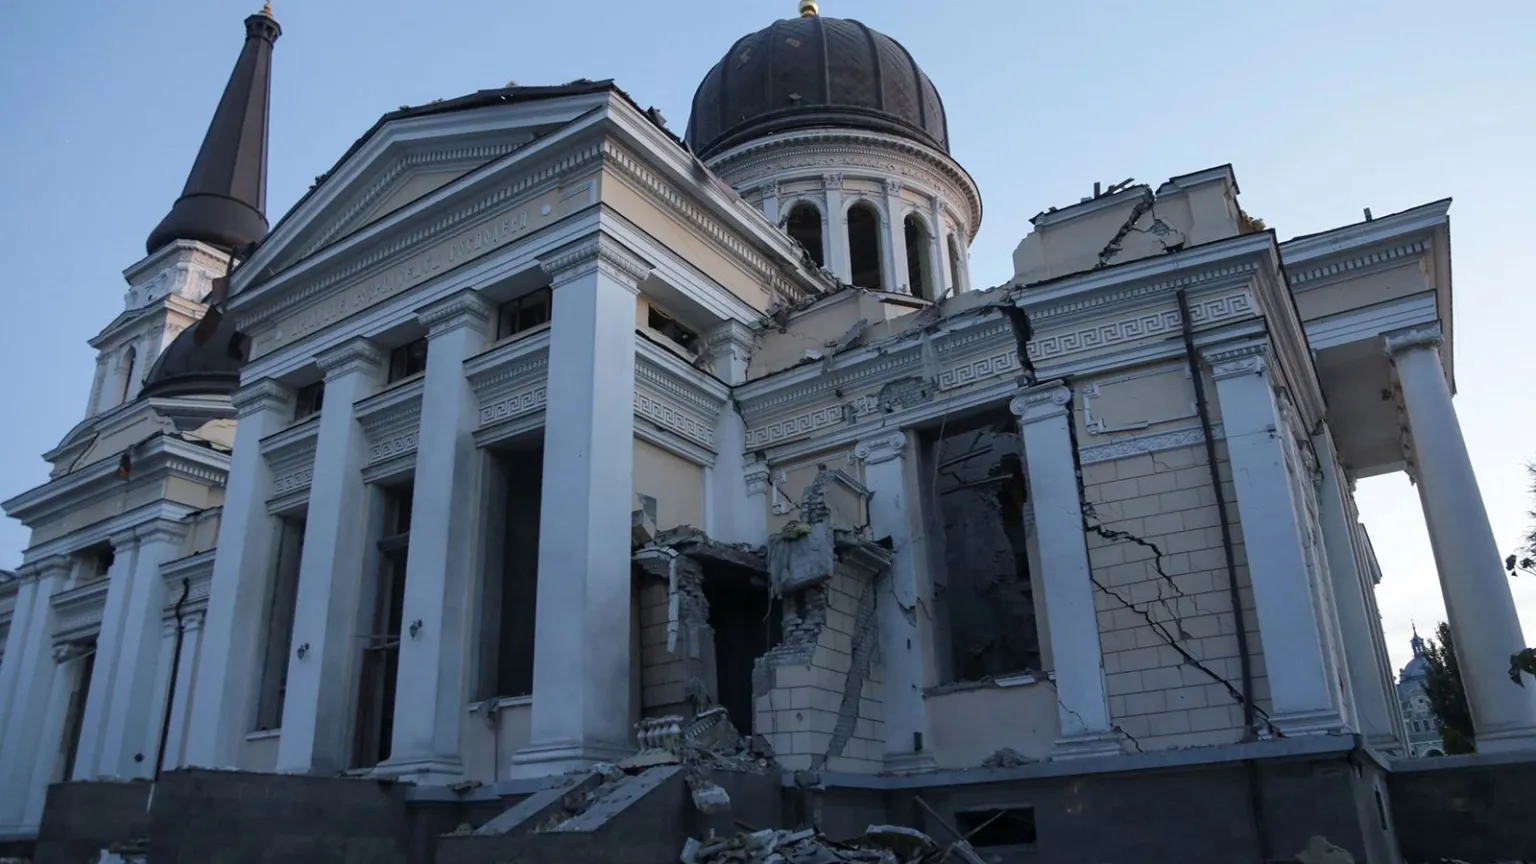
top-left (882, 751), bottom-right (938, 774)
top-left (509, 740), bottom-right (634, 779)
top-left (1269, 708), bottom-right (1350, 738)
top-left (1052, 731), bottom-right (1123, 760)
top-left (372, 756), bottom-right (466, 785)
top-left (1471, 725), bottom-right (1536, 755)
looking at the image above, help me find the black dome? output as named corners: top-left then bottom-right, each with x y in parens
top-left (139, 315), bottom-right (246, 401)
top-left (686, 16), bottom-right (949, 161)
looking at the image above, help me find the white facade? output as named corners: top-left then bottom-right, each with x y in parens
top-left (3, 13), bottom-right (1536, 847)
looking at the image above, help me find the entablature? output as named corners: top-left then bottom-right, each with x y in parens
top-left (5, 435), bottom-right (227, 532)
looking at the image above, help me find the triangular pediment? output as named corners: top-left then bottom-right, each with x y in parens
top-left (248, 90), bottom-right (614, 279)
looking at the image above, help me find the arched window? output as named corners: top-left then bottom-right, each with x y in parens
top-left (847, 203), bottom-right (883, 290)
top-left (904, 214), bottom-right (934, 300)
top-left (116, 347), bottom-right (137, 405)
top-left (784, 202), bottom-right (825, 268)
top-left (947, 235), bottom-right (965, 294)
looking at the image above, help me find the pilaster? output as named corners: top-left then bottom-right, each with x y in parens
top-left (704, 321), bottom-right (756, 544)
top-left (1207, 345), bottom-right (1346, 735)
top-left (96, 520), bottom-right (187, 779)
top-left (759, 181), bottom-right (780, 226)
top-left (378, 290), bottom-right (495, 783)
top-left (883, 180), bottom-right (910, 296)
top-left (17, 644), bottom-right (88, 831)
top-left (0, 558), bottom-right (70, 830)
top-left (278, 337), bottom-right (386, 773)
top-left (185, 378), bottom-right (295, 769)
top-left (854, 432), bottom-right (935, 771)
top-left (824, 174), bottom-right (851, 284)
top-left (159, 610), bottom-right (205, 772)
top-left (72, 529), bottom-right (140, 779)
top-left (743, 458), bottom-right (772, 547)
top-left (1011, 383), bottom-right (1120, 758)
top-left (512, 236), bottom-right (649, 776)
top-left (1387, 322), bottom-right (1536, 752)
top-left (929, 199), bottom-right (951, 296)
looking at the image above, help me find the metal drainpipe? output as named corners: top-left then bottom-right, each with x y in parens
top-left (154, 577), bottom-right (191, 781)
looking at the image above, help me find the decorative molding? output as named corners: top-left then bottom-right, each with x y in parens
top-left (1078, 424), bottom-right (1227, 465)
top-left (854, 432), bottom-right (907, 465)
top-left (317, 337), bottom-right (386, 379)
top-left (52, 578), bottom-right (110, 645)
top-left (263, 417), bottom-right (320, 500)
top-left (357, 379), bottom-right (425, 465)
top-left (822, 173), bottom-right (844, 190)
top-left (417, 289), bottom-right (495, 338)
top-left (136, 520), bottom-right (189, 547)
top-left (1205, 344), bottom-right (1270, 380)
top-left (1010, 383), bottom-right (1072, 424)
top-left (744, 460), bottom-right (771, 496)
top-left (883, 178), bottom-right (903, 196)
top-left (1286, 239), bottom-right (1428, 287)
top-left (469, 333), bottom-right (551, 432)
top-left (232, 379), bottom-right (296, 418)
top-left (758, 180), bottom-right (779, 200)
top-left (1383, 322), bottom-right (1444, 357)
top-left (161, 551), bottom-right (215, 620)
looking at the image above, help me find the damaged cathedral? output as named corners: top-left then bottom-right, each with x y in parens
top-left (2, 2), bottom-right (1534, 862)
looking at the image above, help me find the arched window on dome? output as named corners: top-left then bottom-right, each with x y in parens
top-left (115, 346), bottom-right (138, 405)
top-left (904, 214), bottom-right (934, 301)
top-left (847, 202), bottom-right (884, 291)
top-left (947, 235), bottom-right (965, 294)
top-left (784, 202), bottom-right (825, 268)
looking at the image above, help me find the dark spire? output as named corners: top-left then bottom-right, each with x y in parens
top-left (145, 8), bottom-right (281, 255)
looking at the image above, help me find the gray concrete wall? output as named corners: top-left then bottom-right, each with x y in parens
top-left (1389, 752), bottom-right (1536, 863)
top-left (34, 780), bottom-right (151, 864)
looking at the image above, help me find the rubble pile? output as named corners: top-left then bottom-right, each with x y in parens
top-left (680, 824), bottom-right (985, 864)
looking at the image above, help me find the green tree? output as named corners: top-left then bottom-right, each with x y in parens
top-left (1422, 621), bottom-right (1476, 754)
top-left (1504, 462), bottom-right (1536, 684)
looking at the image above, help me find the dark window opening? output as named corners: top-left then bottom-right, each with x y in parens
top-left (648, 306), bottom-right (700, 354)
top-left (847, 204), bottom-right (884, 290)
top-left (60, 644), bottom-right (96, 781)
top-left (704, 572), bottom-right (783, 735)
top-left (117, 347), bottom-right (137, 404)
top-left (905, 214), bottom-right (934, 300)
top-left (496, 287), bottom-right (552, 340)
top-left (1374, 787), bottom-right (1389, 832)
top-left (293, 381), bottom-right (325, 422)
top-left (948, 235), bottom-right (964, 294)
top-left (479, 447), bottom-right (543, 701)
top-left (353, 484), bottom-right (413, 769)
top-left (387, 339), bottom-right (429, 384)
top-left (78, 545), bottom-right (114, 581)
top-left (254, 516), bottom-right (307, 731)
top-left (955, 808), bottom-right (1037, 848)
top-left (785, 203), bottom-right (825, 268)
top-left (922, 413), bottom-right (1042, 683)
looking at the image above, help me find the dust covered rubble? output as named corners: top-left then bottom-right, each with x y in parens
top-left (679, 824), bottom-right (954, 864)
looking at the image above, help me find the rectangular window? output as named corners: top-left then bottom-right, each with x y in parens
top-left (353, 484), bottom-right (413, 769)
top-left (387, 339), bottom-right (429, 384)
top-left (478, 447), bottom-right (542, 701)
top-left (920, 413), bottom-right (1043, 683)
top-left (75, 545), bottom-right (113, 582)
top-left (647, 306), bottom-right (700, 353)
top-left (293, 381), bottom-right (325, 421)
top-left (496, 287), bottom-right (553, 341)
top-left (254, 516), bottom-right (307, 731)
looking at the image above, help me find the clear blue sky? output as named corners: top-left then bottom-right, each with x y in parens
top-left (1, 0), bottom-right (1533, 675)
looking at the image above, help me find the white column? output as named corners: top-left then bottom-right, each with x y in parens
top-left (884, 180), bottom-right (910, 295)
top-left (0, 559), bottom-right (70, 830)
top-left (0, 572), bottom-right (41, 738)
top-left (1011, 382), bottom-right (1120, 757)
top-left (704, 322), bottom-right (755, 545)
top-left (277, 338), bottom-right (386, 773)
top-left (18, 644), bottom-right (85, 832)
top-left (929, 200), bottom-right (950, 298)
top-left (97, 521), bottom-right (185, 779)
top-left (1313, 430), bottom-right (1400, 751)
top-left (743, 458), bottom-right (772, 547)
top-left (759, 181), bottom-right (780, 227)
top-left (1387, 322), bottom-right (1536, 752)
top-left (824, 174), bottom-right (851, 284)
top-left (376, 290), bottom-right (494, 782)
top-left (855, 432), bottom-right (935, 770)
top-left (1208, 346), bottom-right (1345, 734)
top-left (159, 611), bottom-right (205, 772)
top-left (511, 237), bottom-right (648, 776)
top-left (72, 530), bottom-right (139, 779)
top-left (185, 379), bottom-right (294, 769)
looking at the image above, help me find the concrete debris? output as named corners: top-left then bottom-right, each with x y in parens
top-left (769, 521), bottom-right (835, 595)
top-left (1292, 836), bottom-right (1355, 864)
top-left (678, 824), bottom-right (957, 864)
top-left (980, 747), bottom-right (1034, 769)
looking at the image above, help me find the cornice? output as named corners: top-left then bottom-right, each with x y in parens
top-left (1285, 238), bottom-right (1429, 289)
top-left (4, 436), bottom-right (227, 527)
top-left (52, 578), bottom-right (111, 645)
top-left (357, 379), bottom-right (425, 465)
top-left (706, 129), bottom-right (983, 238)
top-left (17, 500), bottom-right (201, 566)
top-left (260, 415), bottom-right (320, 462)
top-left (160, 549), bottom-right (216, 619)
top-left (1278, 199), bottom-right (1450, 269)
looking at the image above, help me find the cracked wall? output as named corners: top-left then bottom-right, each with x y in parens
top-left (1081, 441), bottom-right (1273, 751)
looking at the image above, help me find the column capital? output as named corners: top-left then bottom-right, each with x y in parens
top-left (759, 180), bottom-right (779, 200)
top-left (316, 337), bottom-right (386, 380)
top-left (744, 460), bottom-right (772, 496)
top-left (109, 529), bottom-right (140, 552)
top-left (231, 378), bottom-right (294, 418)
top-left (134, 520), bottom-right (188, 547)
top-left (883, 178), bottom-right (904, 196)
top-left (542, 236), bottom-right (651, 291)
top-left (417, 289), bottom-right (495, 339)
top-left (822, 173), bottom-right (844, 191)
top-left (703, 321), bottom-right (755, 384)
top-left (1384, 322), bottom-right (1444, 357)
top-left (1204, 343), bottom-right (1270, 380)
top-left (854, 432), bottom-right (908, 465)
top-left (1010, 382), bottom-right (1072, 424)
top-left (15, 555), bottom-right (71, 583)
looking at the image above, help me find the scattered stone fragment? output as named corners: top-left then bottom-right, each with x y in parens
top-left (980, 747), bottom-right (1033, 769)
top-left (679, 823), bottom-right (951, 863)
top-left (1293, 836), bottom-right (1355, 864)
